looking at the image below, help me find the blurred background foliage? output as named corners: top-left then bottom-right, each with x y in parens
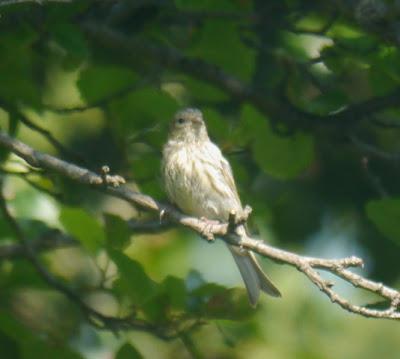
top-left (0, 0), bottom-right (400, 358)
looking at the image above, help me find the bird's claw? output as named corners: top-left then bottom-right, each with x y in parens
top-left (199, 217), bottom-right (219, 242)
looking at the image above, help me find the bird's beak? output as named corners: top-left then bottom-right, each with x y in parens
top-left (192, 117), bottom-right (203, 125)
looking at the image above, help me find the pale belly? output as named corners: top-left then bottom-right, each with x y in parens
top-left (163, 144), bottom-right (242, 221)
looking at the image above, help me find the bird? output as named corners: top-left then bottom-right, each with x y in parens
top-left (161, 107), bottom-right (281, 307)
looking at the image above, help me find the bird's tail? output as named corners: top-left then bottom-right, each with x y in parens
top-left (227, 231), bottom-right (281, 306)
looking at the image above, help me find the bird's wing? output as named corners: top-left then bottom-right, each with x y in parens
top-left (200, 142), bottom-right (242, 206)
top-left (219, 156), bottom-right (242, 207)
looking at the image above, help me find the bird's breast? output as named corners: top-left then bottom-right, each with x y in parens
top-left (162, 142), bottom-right (241, 220)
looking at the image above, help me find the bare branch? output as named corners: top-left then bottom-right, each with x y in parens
top-left (0, 99), bottom-right (87, 165)
top-left (349, 134), bottom-right (400, 162)
top-left (0, 230), bottom-right (77, 259)
top-left (0, 0), bottom-right (71, 7)
top-left (0, 131), bottom-right (399, 320)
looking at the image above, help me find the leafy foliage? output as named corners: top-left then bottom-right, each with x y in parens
top-left (0, 0), bottom-right (400, 358)
top-left (366, 198), bottom-right (400, 244)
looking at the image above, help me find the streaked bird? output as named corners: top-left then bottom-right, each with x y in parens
top-left (162, 108), bottom-right (280, 306)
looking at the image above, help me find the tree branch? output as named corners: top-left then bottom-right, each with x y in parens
top-left (0, 99), bottom-right (88, 165)
top-left (349, 134), bottom-right (400, 162)
top-left (0, 177), bottom-right (203, 338)
top-left (0, 229), bottom-right (77, 259)
top-left (0, 131), bottom-right (399, 320)
top-left (81, 21), bottom-right (400, 131)
top-left (0, 0), bottom-right (71, 7)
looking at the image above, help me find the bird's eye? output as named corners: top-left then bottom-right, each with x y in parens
top-left (177, 118), bottom-right (185, 125)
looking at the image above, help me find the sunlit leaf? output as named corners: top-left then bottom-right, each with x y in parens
top-left (52, 23), bottom-right (88, 58)
top-left (188, 20), bottom-right (255, 80)
top-left (162, 275), bottom-right (187, 310)
top-left (109, 87), bottom-right (178, 138)
top-left (0, 27), bottom-right (41, 107)
top-left (108, 250), bottom-right (157, 305)
top-left (78, 66), bottom-right (138, 103)
top-left (116, 343), bottom-right (143, 359)
top-left (59, 207), bottom-right (105, 252)
top-left (189, 283), bottom-right (253, 320)
top-left (242, 105), bottom-right (314, 179)
top-left (104, 214), bottom-right (132, 249)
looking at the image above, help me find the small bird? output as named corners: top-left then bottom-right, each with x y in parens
top-left (162, 108), bottom-right (281, 306)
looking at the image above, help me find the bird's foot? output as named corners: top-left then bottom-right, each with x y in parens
top-left (199, 217), bottom-right (220, 242)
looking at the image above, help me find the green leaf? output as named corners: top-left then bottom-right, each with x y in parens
top-left (188, 20), bottom-right (255, 80)
top-left (202, 108), bottom-right (230, 142)
top-left (304, 89), bottom-right (348, 115)
top-left (162, 275), bottom-right (187, 310)
top-left (190, 283), bottom-right (253, 320)
top-left (0, 329), bottom-right (19, 359)
top-left (0, 261), bottom-right (46, 291)
top-left (175, 0), bottom-right (249, 11)
top-left (0, 313), bottom-right (34, 342)
top-left (46, 1), bottom-right (91, 23)
top-left (77, 66), bottom-right (138, 103)
top-left (369, 46), bottom-right (400, 95)
top-left (59, 207), bottom-right (105, 252)
top-left (0, 313), bottom-right (83, 359)
top-left (0, 216), bottom-right (14, 241)
top-left (52, 23), bottom-right (88, 58)
top-left (183, 77), bottom-right (228, 102)
top-left (108, 250), bottom-right (157, 305)
top-left (242, 105), bottom-right (314, 179)
top-left (109, 87), bottom-right (178, 137)
top-left (20, 338), bottom-right (84, 359)
top-left (104, 214), bottom-right (132, 249)
top-left (203, 288), bottom-right (254, 320)
top-left (0, 27), bottom-right (42, 107)
top-left (366, 198), bottom-right (400, 244)
top-left (116, 343), bottom-right (143, 359)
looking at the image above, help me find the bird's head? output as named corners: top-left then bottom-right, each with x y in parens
top-left (168, 108), bottom-right (209, 143)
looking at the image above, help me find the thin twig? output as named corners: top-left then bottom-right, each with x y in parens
top-left (349, 134), bottom-right (400, 162)
top-left (0, 0), bottom-right (71, 6)
top-left (0, 99), bottom-right (87, 165)
top-left (0, 167), bottom-right (64, 200)
top-left (0, 229), bottom-right (78, 259)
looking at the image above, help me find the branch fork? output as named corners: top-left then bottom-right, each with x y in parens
top-left (0, 131), bottom-right (399, 320)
